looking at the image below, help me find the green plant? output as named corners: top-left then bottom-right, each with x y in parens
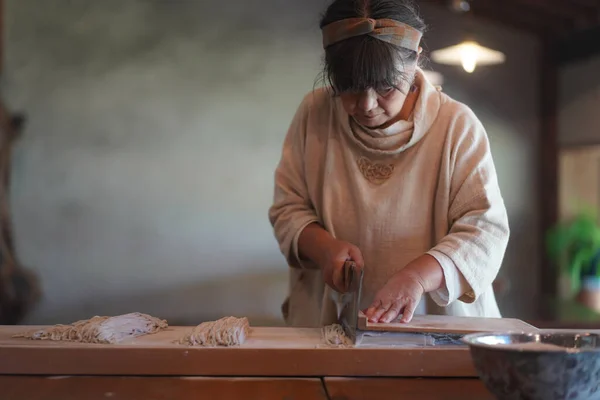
top-left (546, 209), bottom-right (600, 293)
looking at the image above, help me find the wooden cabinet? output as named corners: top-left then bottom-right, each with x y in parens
top-left (1, 376), bottom-right (494, 400)
top-left (1, 377), bottom-right (329, 400)
top-left (324, 378), bottom-right (494, 400)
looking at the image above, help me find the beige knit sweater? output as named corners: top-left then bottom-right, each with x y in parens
top-left (269, 68), bottom-right (510, 327)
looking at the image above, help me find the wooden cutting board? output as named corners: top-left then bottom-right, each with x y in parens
top-left (0, 325), bottom-right (481, 377)
top-left (358, 312), bottom-right (537, 335)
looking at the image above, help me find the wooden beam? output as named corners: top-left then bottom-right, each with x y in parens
top-left (544, 0), bottom-right (600, 29)
top-left (538, 36), bottom-right (559, 320)
top-left (469, 0), bottom-right (564, 36)
top-left (515, 0), bottom-right (600, 32)
top-left (501, 0), bottom-right (585, 24)
top-left (425, 0), bottom-right (542, 35)
top-left (427, 0), bottom-right (597, 38)
top-left (569, 0), bottom-right (600, 10)
top-left (0, 0), bottom-right (3, 75)
top-left (469, 9), bottom-right (546, 36)
top-left (530, 0), bottom-right (597, 15)
top-left (531, 0), bottom-right (600, 29)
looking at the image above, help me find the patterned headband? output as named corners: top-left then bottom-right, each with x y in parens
top-left (321, 17), bottom-right (422, 51)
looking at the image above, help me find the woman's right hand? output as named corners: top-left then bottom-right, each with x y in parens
top-left (317, 238), bottom-right (365, 293)
top-left (297, 223), bottom-right (364, 293)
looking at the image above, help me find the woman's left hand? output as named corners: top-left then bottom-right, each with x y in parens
top-left (364, 269), bottom-right (425, 324)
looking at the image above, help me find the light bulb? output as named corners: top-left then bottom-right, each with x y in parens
top-left (460, 42), bottom-right (478, 73)
top-left (461, 57), bottom-right (477, 73)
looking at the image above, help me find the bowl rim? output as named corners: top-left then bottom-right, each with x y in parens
top-left (461, 330), bottom-right (600, 353)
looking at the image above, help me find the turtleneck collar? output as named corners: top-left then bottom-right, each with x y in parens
top-left (335, 67), bottom-right (443, 157)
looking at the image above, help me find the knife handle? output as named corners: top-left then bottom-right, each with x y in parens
top-left (341, 260), bottom-right (357, 293)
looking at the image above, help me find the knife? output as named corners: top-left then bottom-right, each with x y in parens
top-left (337, 259), bottom-right (364, 344)
top-left (341, 259), bottom-right (359, 293)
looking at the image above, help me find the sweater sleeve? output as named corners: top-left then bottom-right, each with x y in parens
top-left (426, 108), bottom-right (510, 305)
top-left (428, 251), bottom-right (470, 306)
top-left (268, 95), bottom-right (320, 269)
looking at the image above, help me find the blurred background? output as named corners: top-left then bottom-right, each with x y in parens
top-left (0, 0), bottom-right (598, 328)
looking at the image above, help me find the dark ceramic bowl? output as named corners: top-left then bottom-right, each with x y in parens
top-left (462, 331), bottom-right (600, 400)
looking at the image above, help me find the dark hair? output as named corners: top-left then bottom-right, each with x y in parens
top-left (318, 0), bottom-right (427, 95)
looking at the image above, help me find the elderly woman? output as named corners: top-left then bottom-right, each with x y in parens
top-left (269, 0), bottom-right (509, 327)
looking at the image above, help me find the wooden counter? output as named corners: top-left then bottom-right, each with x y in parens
top-left (0, 324), bottom-right (511, 399)
top-left (0, 325), bottom-right (480, 377)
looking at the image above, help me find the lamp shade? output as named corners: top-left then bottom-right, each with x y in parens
top-left (430, 40), bottom-right (506, 73)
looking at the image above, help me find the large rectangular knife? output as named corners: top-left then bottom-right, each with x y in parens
top-left (338, 260), bottom-right (364, 344)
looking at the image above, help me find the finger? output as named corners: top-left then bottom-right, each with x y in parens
top-left (368, 303), bottom-right (390, 323)
top-left (381, 301), bottom-right (404, 323)
top-left (322, 265), bottom-right (338, 292)
top-left (331, 262), bottom-right (347, 292)
top-left (400, 300), bottom-right (417, 323)
top-left (364, 299), bottom-right (382, 319)
top-left (347, 245), bottom-right (365, 269)
top-left (324, 275), bottom-right (335, 291)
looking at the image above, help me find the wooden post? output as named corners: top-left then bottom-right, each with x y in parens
top-left (538, 36), bottom-right (559, 320)
top-left (0, 0), bottom-right (3, 75)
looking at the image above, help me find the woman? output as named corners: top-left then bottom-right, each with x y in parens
top-left (269, 0), bottom-right (509, 327)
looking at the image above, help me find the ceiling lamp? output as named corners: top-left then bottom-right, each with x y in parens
top-left (430, 0), bottom-right (506, 73)
top-left (430, 41), bottom-right (506, 73)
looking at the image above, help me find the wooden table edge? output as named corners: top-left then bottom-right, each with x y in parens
top-left (0, 346), bottom-right (479, 377)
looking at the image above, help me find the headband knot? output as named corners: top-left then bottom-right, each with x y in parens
top-left (322, 17), bottom-right (422, 52)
